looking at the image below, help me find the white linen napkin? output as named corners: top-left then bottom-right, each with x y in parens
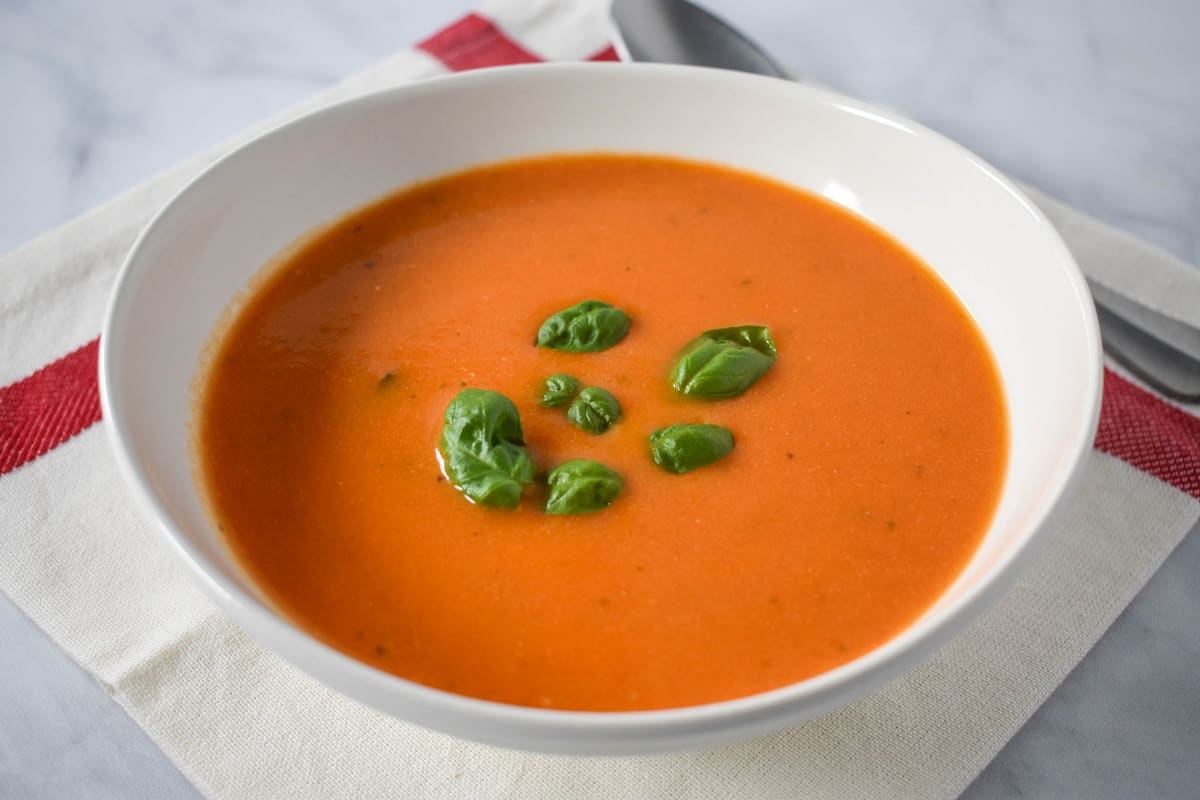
top-left (1, 1), bottom-right (1198, 798)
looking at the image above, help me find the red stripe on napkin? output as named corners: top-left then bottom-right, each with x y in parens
top-left (1095, 369), bottom-right (1200, 499)
top-left (418, 12), bottom-right (619, 70)
top-left (0, 338), bottom-right (101, 475)
top-left (417, 12), bottom-right (541, 71)
top-left (589, 45), bottom-right (620, 62)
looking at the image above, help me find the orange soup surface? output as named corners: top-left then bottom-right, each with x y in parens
top-left (199, 155), bottom-right (1007, 711)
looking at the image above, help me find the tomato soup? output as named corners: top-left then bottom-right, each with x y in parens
top-left (197, 155), bottom-right (1007, 711)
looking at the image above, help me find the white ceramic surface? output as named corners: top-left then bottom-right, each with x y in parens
top-left (99, 63), bottom-right (1102, 754)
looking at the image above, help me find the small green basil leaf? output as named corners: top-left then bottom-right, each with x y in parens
top-left (649, 424), bottom-right (735, 474)
top-left (566, 386), bottom-right (622, 434)
top-left (539, 374), bottom-right (581, 408)
top-left (670, 325), bottom-right (778, 399)
top-left (536, 300), bottom-right (631, 352)
top-left (545, 459), bottom-right (624, 515)
top-left (438, 388), bottom-right (536, 508)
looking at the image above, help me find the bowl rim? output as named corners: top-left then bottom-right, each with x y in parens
top-left (99, 61), bottom-right (1103, 753)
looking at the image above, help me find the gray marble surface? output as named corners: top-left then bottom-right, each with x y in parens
top-left (1, 1), bottom-right (1198, 797)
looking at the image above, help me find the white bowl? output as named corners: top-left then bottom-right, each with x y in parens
top-left (100, 63), bottom-right (1101, 755)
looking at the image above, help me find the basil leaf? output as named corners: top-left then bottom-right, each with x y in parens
top-left (536, 300), bottom-right (631, 352)
top-left (649, 424), bottom-right (735, 474)
top-left (545, 459), bottom-right (624, 515)
top-left (566, 386), bottom-right (622, 434)
top-left (670, 325), bottom-right (778, 399)
top-left (540, 374), bottom-right (581, 408)
top-left (438, 388), bottom-right (536, 508)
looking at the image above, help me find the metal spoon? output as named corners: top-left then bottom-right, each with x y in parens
top-left (611, 0), bottom-right (1200, 401)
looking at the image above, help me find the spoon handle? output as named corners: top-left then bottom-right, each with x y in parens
top-left (1092, 292), bottom-right (1200, 401)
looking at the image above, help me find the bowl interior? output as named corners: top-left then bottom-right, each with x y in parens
top-left (101, 63), bottom-right (1099, 753)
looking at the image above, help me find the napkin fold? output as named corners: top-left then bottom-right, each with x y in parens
top-left (2, 1), bottom-right (1198, 798)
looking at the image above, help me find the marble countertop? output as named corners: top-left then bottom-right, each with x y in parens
top-left (1, 1), bottom-right (1198, 797)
